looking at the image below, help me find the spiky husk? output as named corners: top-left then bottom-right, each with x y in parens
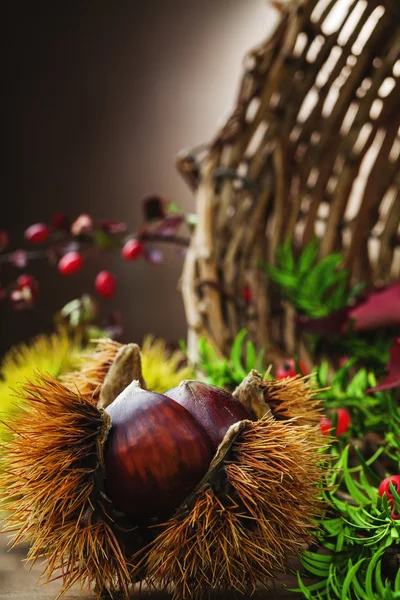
top-left (234, 370), bottom-right (324, 426)
top-left (1, 367), bottom-right (328, 599)
top-left (61, 336), bottom-right (195, 404)
top-left (144, 416), bottom-right (328, 599)
top-left (61, 338), bottom-right (121, 404)
top-left (0, 373), bottom-right (144, 597)
top-left (263, 375), bottom-right (324, 425)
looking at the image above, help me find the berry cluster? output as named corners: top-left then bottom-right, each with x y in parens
top-left (0, 196), bottom-right (191, 311)
top-left (378, 475), bottom-right (400, 520)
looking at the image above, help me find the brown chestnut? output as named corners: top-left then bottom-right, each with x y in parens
top-left (164, 380), bottom-right (251, 451)
top-left (104, 382), bottom-right (214, 520)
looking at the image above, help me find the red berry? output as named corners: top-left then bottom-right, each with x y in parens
top-left (17, 274), bottom-right (34, 288)
top-left (0, 230), bottom-right (10, 251)
top-left (299, 360), bottom-right (308, 375)
top-left (58, 251), bottom-right (84, 276)
top-left (52, 213), bottom-right (70, 231)
top-left (95, 270), bottom-right (116, 298)
top-left (319, 417), bottom-right (331, 435)
top-left (276, 358), bottom-right (308, 379)
top-left (17, 274), bottom-right (39, 300)
top-left (121, 239), bottom-right (143, 261)
top-left (378, 475), bottom-right (400, 501)
top-left (24, 223), bottom-right (50, 244)
top-left (241, 286), bottom-right (252, 304)
top-left (320, 408), bottom-right (351, 436)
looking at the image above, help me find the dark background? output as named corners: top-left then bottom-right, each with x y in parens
top-left (2, 1), bottom-right (276, 357)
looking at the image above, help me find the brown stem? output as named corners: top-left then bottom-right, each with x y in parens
top-left (138, 233), bottom-right (190, 247)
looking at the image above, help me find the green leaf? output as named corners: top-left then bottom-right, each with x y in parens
top-left (302, 253), bottom-right (343, 299)
top-left (375, 559), bottom-right (386, 596)
top-left (347, 281), bottom-right (366, 301)
top-left (264, 264), bottom-right (298, 288)
top-left (317, 361), bottom-right (330, 386)
top-left (276, 239), bottom-right (296, 273)
top-left (166, 201), bottom-right (182, 215)
top-left (365, 549), bottom-right (384, 598)
top-left (92, 229), bottom-right (120, 250)
top-left (347, 370), bottom-right (368, 397)
top-left (341, 559), bottom-right (365, 600)
top-left (60, 298), bottom-right (81, 315)
top-left (230, 329), bottom-right (247, 376)
top-left (354, 446), bottom-right (382, 486)
top-left (327, 278), bottom-right (349, 310)
top-left (342, 446), bottom-right (370, 504)
top-left (395, 565), bottom-right (400, 589)
top-left (298, 237), bottom-right (320, 275)
top-left (294, 573), bottom-right (320, 598)
top-left (245, 340), bottom-right (256, 372)
top-left (186, 213), bottom-right (197, 227)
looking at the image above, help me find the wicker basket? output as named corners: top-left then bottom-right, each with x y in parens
top-left (178, 0), bottom-right (400, 366)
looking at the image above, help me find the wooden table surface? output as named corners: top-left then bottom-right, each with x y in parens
top-left (0, 528), bottom-right (300, 600)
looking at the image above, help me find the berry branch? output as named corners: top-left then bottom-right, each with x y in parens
top-left (0, 195), bottom-right (192, 314)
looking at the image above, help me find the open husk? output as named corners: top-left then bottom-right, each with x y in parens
top-left (0, 340), bottom-right (329, 599)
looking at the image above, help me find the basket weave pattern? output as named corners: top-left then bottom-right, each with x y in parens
top-left (178, 0), bottom-right (400, 361)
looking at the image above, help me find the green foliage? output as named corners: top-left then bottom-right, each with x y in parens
top-left (312, 330), bottom-right (392, 373)
top-left (314, 361), bottom-right (400, 462)
top-left (262, 238), bottom-right (363, 318)
top-left (292, 446), bottom-right (400, 599)
top-left (263, 238), bottom-right (395, 372)
top-left (194, 320), bottom-right (400, 599)
top-left (196, 329), bottom-right (268, 390)
top-left (289, 360), bottom-right (400, 599)
top-left (54, 294), bottom-right (108, 340)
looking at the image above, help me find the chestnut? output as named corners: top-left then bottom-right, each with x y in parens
top-left (104, 383), bottom-right (215, 519)
top-left (0, 340), bottom-right (327, 600)
top-left (164, 380), bottom-right (251, 451)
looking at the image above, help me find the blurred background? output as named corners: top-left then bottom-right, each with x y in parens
top-left (2, 0), bottom-right (278, 356)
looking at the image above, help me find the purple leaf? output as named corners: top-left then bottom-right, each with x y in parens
top-left (349, 282), bottom-right (400, 332)
top-left (298, 282), bottom-right (400, 336)
top-left (366, 338), bottom-right (400, 393)
top-left (297, 308), bottom-right (349, 336)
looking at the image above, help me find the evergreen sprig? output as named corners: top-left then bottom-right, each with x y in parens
top-left (289, 360), bottom-right (400, 599)
top-left (262, 238), bottom-right (363, 318)
top-left (195, 325), bottom-right (400, 599)
top-left (196, 329), bottom-right (267, 389)
top-left (315, 361), bottom-right (400, 458)
top-left (293, 445), bottom-right (400, 599)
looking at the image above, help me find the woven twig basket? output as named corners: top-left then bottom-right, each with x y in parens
top-left (178, 0), bottom-right (400, 365)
